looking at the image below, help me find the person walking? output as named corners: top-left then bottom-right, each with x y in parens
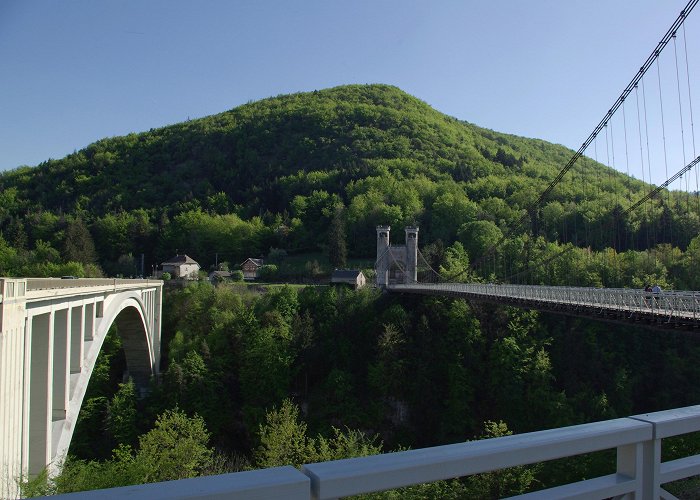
top-left (651, 284), bottom-right (662, 307)
top-left (643, 284), bottom-right (652, 307)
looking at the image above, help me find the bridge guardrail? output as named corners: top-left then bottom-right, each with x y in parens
top-left (25, 278), bottom-right (160, 291)
top-left (45, 405), bottom-right (700, 499)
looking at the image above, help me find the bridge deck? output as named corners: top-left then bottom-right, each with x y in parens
top-left (389, 283), bottom-right (700, 331)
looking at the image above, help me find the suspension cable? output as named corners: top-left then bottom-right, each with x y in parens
top-left (623, 155), bottom-right (700, 217)
top-left (467, 0), bottom-right (698, 273)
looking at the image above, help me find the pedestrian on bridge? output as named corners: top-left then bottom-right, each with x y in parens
top-left (644, 284), bottom-right (652, 307)
top-left (651, 284), bottom-right (662, 307)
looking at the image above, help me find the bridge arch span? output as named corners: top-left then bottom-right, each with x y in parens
top-left (52, 293), bottom-right (157, 476)
top-left (100, 292), bottom-right (157, 386)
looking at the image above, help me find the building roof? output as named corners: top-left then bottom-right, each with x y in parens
top-left (331, 269), bottom-right (364, 280)
top-left (240, 258), bottom-right (264, 267)
top-left (209, 270), bottom-right (232, 278)
top-left (161, 254), bottom-right (199, 266)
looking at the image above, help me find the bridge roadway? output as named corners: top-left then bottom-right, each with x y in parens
top-left (388, 283), bottom-right (700, 331)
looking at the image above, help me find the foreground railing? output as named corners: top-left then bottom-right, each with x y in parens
top-left (46, 405), bottom-right (700, 499)
top-left (393, 283), bottom-right (700, 324)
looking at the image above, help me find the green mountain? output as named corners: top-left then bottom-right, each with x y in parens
top-left (0, 84), bottom-right (696, 282)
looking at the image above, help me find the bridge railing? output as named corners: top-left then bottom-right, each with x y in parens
top-left (47, 405), bottom-right (700, 499)
top-left (393, 283), bottom-right (700, 322)
top-left (24, 278), bottom-right (161, 291)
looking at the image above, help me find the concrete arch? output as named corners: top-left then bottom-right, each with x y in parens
top-left (98, 292), bottom-right (156, 387)
top-left (51, 294), bottom-right (155, 475)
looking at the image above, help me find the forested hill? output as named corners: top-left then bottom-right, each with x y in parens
top-left (0, 84), bottom-right (696, 281)
top-left (2, 83), bottom-right (580, 215)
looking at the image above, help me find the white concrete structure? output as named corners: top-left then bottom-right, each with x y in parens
top-left (0, 278), bottom-right (162, 498)
top-left (42, 404), bottom-right (700, 499)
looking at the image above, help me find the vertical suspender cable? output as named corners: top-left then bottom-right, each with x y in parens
top-left (673, 34), bottom-right (691, 218)
top-left (682, 22), bottom-right (699, 217)
top-left (623, 101), bottom-right (633, 251)
top-left (636, 85), bottom-right (652, 258)
top-left (656, 57), bottom-right (672, 245)
top-left (641, 77), bottom-right (658, 260)
top-left (594, 137), bottom-right (604, 250)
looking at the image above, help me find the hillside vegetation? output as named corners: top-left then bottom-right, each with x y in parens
top-left (2, 84), bottom-right (698, 286)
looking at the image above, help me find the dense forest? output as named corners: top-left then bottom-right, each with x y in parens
top-left (3, 84), bottom-right (700, 496)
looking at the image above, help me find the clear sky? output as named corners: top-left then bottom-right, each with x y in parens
top-left (1, 1), bottom-right (698, 187)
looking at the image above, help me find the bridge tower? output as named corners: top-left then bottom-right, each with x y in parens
top-left (376, 225), bottom-right (391, 287)
top-left (405, 226), bottom-right (419, 284)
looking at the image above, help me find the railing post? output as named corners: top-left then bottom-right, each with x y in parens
top-left (616, 435), bottom-right (660, 500)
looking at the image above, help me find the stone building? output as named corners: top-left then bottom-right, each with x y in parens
top-left (160, 254), bottom-right (200, 279)
top-left (331, 269), bottom-right (367, 289)
top-left (375, 226), bottom-right (419, 287)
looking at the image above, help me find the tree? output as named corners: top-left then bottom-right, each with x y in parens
top-left (136, 409), bottom-right (214, 483)
top-left (107, 380), bottom-right (138, 447)
top-left (255, 399), bottom-right (312, 468)
top-left (327, 205), bottom-right (347, 268)
top-left (258, 264), bottom-right (278, 281)
top-left (64, 217), bottom-right (97, 264)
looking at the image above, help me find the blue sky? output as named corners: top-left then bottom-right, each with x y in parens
top-left (1, 1), bottom-right (697, 187)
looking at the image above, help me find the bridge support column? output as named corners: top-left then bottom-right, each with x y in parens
top-left (84, 302), bottom-right (94, 341)
top-left (69, 306), bottom-right (83, 376)
top-left (52, 309), bottom-right (70, 421)
top-left (27, 312), bottom-right (53, 476)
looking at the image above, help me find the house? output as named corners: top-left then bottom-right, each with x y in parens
top-left (240, 258), bottom-right (264, 280)
top-left (208, 270), bottom-right (232, 283)
top-left (160, 254), bottom-right (200, 279)
top-left (331, 269), bottom-right (366, 289)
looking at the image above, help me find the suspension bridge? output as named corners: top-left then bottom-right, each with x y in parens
top-left (373, 1), bottom-right (700, 333)
top-left (375, 226), bottom-right (700, 331)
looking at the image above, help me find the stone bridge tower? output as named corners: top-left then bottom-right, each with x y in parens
top-left (405, 226), bottom-right (419, 284)
top-left (376, 225), bottom-right (391, 287)
top-left (375, 225), bottom-right (419, 287)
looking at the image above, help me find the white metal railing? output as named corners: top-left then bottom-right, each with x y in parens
top-left (45, 405), bottom-right (700, 499)
top-left (390, 283), bottom-right (700, 324)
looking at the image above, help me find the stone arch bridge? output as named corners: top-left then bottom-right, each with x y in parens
top-left (0, 278), bottom-right (162, 495)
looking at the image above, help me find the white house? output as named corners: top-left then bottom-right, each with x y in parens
top-left (160, 254), bottom-right (200, 279)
